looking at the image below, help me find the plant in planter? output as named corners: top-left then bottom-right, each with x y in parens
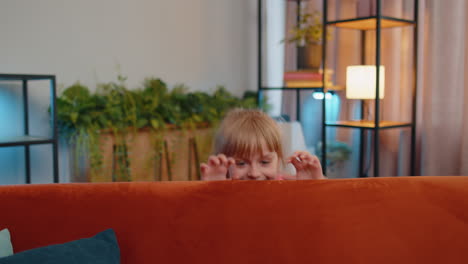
top-left (57, 76), bottom-right (265, 182)
top-left (283, 10), bottom-right (329, 70)
top-left (316, 140), bottom-right (352, 178)
top-left (56, 82), bottom-right (106, 181)
top-left (56, 76), bottom-right (136, 181)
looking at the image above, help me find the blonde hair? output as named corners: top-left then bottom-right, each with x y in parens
top-left (214, 108), bottom-right (283, 161)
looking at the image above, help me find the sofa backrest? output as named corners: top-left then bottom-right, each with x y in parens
top-left (1, 177), bottom-right (468, 263)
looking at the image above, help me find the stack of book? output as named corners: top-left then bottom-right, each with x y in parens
top-left (283, 69), bottom-right (333, 88)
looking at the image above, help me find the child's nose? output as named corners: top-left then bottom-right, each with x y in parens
top-left (247, 165), bottom-right (262, 180)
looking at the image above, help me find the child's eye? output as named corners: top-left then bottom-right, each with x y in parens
top-left (236, 161), bottom-right (246, 166)
top-left (261, 160), bottom-right (271, 165)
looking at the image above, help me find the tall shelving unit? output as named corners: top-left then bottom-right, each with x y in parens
top-left (0, 74), bottom-right (59, 183)
top-left (322, 0), bottom-right (418, 177)
top-left (258, 0), bottom-right (419, 177)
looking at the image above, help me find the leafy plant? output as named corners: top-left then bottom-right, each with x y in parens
top-left (57, 76), bottom-right (267, 181)
top-left (283, 10), bottom-right (328, 46)
top-left (316, 140), bottom-right (352, 168)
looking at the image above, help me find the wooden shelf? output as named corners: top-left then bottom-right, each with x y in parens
top-left (261, 86), bottom-right (323, 91)
top-left (325, 85), bottom-right (345, 91)
top-left (327, 16), bottom-right (415, 30)
top-left (260, 85), bottom-right (344, 91)
top-left (325, 120), bottom-right (412, 129)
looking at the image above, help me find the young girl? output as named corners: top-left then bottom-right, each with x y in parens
top-left (200, 108), bottom-right (325, 181)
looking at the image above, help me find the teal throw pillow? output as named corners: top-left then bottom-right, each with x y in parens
top-left (0, 229), bottom-right (13, 258)
top-left (0, 229), bottom-right (119, 264)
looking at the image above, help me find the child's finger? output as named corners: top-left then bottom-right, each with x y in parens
top-left (208, 156), bottom-right (220, 166)
top-left (227, 157), bottom-right (235, 166)
top-left (306, 158), bottom-right (323, 171)
top-left (309, 156), bottom-right (321, 167)
top-left (300, 154), bottom-right (312, 162)
top-left (297, 151), bottom-right (317, 163)
top-left (218, 154), bottom-right (228, 167)
top-left (313, 157), bottom-right (322, 168)
top-left (293, 151), bottom-right (308, 157)
top-left (200, 163), bottom-right (209, 174)
top-left (312, 156), bottom-right (319, 163)
top-left (285, 154), bottom-right (299, 163)
top-left (290, 156), bottom-right (302, 169)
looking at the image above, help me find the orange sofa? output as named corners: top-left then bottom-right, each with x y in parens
top-left (1, 176), bottom-right (468, 263)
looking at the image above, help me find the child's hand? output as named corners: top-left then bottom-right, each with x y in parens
top-left (200, 154), bottom-right (235, 181)
top-left (286, 151), bottom-right (325, 180)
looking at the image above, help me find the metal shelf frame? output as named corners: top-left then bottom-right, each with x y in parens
top-left (0, 73), bottom-right (59, 183)
top-left (322, 0), bottom-right (419, 177)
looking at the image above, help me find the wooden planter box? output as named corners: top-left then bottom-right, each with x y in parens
top-left (70, 126), bottom-right (215, 182)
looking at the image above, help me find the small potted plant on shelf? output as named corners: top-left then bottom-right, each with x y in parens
top-left (316, 140), bottom-right (352, 178)
top-left (283, 10), bottom-right (327, 70)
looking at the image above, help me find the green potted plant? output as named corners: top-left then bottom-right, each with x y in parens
top-left (283, 10), bottom-right (327, 70)
top-left (316, 140), bottom-right (352, 178)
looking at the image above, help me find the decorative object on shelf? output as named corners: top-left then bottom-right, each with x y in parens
top-left (283, 9), bottom-right (327, 70)
top-left (346, 65), bottom-right (385, 99)
top-left (57, 76), bottom-right (263, 182)
top-left (283, 69), bottom-right (333, 88)
top-left (284, 70), bottom-right (323, 80)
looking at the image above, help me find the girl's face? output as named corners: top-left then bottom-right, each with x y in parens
top-left (229, 146), bottom-right (280, 180)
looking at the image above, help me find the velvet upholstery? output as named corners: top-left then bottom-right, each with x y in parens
top-left (0, 177), bottom-right (467, 263)
top-left (0, 229), bottom-right (119, 264)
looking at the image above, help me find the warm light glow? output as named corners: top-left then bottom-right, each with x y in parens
top-left (346, 65), bottom-right (385, 99)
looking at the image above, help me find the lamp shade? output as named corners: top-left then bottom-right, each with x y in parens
top-left (346, 65), bottom-right (385, 99)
